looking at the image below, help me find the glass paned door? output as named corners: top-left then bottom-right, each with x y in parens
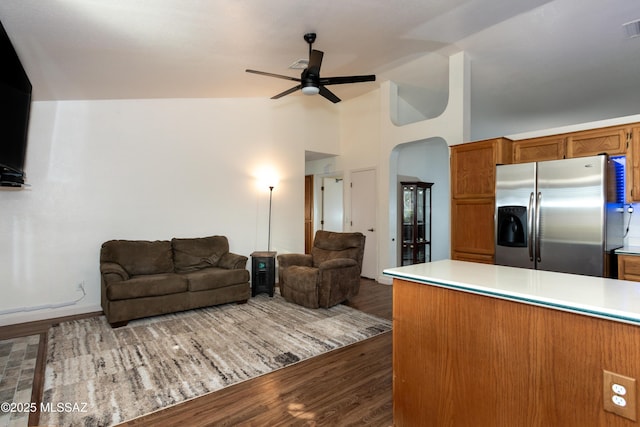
top-left (400, 181), bottom-right (433, 266)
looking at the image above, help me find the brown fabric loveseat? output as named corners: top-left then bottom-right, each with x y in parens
top-left (100, 235), bottom-right (250, 327)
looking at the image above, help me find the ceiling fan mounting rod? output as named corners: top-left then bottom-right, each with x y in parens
top-left (304, 32), bottom-right (316, 55)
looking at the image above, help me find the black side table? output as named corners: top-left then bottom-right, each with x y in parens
top-left (250, 251), bottom-right (276, 297)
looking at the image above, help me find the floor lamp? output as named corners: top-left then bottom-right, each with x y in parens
top-left (268, 185), bottom-right (274, 251)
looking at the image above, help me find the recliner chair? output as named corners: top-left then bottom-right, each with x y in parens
top-left (277, 230), bottom-right (366, 308)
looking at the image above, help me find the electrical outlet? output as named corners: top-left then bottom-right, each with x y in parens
top-left (603, 370), bottom-right (637, 421)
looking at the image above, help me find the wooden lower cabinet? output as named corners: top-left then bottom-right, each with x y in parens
top-left (451, 198), bottom-right (495, 263)
top-left (618, 254), bottom-right (640, 282)
top-left (393, 278), bottom-right (640, 426)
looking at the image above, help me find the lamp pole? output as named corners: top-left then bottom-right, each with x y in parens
top-left (268, 186), bottom-right (274, 251)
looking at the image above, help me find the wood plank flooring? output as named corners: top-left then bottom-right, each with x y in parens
top-left (1, 278), bottom-right (393, 427)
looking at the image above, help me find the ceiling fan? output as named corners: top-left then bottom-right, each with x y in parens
top-left (246, 33), bottom-right (376, 103)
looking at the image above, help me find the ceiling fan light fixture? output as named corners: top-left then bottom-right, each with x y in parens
top-left (301, 85), bottom-right (320, 96)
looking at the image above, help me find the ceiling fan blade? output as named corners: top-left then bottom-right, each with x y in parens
top-left (308, 50), bottom-right (324, 75)
top-left (319, 86), bottom-right (341, 103)
top-left (320, 75), bottom-right (376, 86)
top-left (246, 69), bottom-right (301, 82)
top-left (272, 85), bottom-right (302, 99)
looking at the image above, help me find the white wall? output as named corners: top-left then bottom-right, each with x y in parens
top-left (0, 96), bottom-right (338, 325)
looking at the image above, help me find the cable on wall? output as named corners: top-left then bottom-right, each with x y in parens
top-left (0, 282), bottom-right (86, 316)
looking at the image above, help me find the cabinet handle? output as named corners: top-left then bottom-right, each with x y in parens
top-left (367, 228), bottom-right (375, 232)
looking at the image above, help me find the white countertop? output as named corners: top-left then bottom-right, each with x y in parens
top-left (615, 246), bottom-right (640, 255)
top-left (383, 260), bottom-right (640, 326)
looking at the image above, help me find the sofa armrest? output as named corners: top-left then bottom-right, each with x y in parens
top-left (100, 262), bottom-right (130, 283)
top-left (318, 258), bottom-right (357, 270)
top-left (218, 252), bottom-right (248, 270)
top-left (277, 253), bottom-right (313, 269)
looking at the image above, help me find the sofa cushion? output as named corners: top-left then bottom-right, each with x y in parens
top-left (101, 240), bottom-right (174, 276)
top-left (185, 268), bottom-right (250, 292)
top-left (106, 273), bottom-right (188, 301)
top-left (172, 236), bottom-right (230, 273)
top-left (311, 231), bottom-right (365, 268)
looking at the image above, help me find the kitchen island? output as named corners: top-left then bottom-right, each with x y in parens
top-left (384, 260), bottom-right (640, 426)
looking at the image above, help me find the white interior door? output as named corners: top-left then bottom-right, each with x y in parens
top-left (350, 169), bottom-right (377, 279)
top-left (322, 177), bottom-right (343, 232)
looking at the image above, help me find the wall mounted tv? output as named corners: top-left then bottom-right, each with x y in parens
top-left (0, 20), bottom-right (32, 188)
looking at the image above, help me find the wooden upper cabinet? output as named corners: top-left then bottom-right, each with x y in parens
top-left (450, 138), bottom-right (512, 198)
top-left (630, 126), bottom-right (640, 201)
top-left (566, 125), bottom-right (629, 158)
top-left (513, 135), bottom-right (566, 163)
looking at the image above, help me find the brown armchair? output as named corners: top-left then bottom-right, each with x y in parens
top-left (277, 230), bottom-right (366, 308)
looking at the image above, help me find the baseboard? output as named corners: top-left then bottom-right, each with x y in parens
top-left (0, 303), bottom-right (102, 328)
top-left (0, 308), bottom-right (103, 340)
top-left (377, 275), bottom-right (393, 285)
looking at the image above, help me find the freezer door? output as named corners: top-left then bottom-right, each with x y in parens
top-left (536, 155), bottom-right (606, 276)
top-left (495, 162), bottom-right (536, 269)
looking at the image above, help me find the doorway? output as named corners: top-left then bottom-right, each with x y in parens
top-left (321, 176), bottom-right (344, 232)
top-left (304, 175), bottom-right (314, 253)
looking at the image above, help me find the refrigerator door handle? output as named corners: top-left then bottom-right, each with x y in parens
top-left (535, 192), bottom-right (542, 263)
top-left (528, 192), bottom-right (535, 261)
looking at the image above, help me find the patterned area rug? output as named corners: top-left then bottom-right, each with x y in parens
top-left (39, 293), bottom-right (391, 426)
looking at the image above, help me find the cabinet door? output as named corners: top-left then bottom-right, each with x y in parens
top-left (451, 138), bottom-right (512, 198)
top-left (451, 198), bottom-right (495, 263)
top-left (630, 127), bottom-right (640, 202)
top-left (513, 136), bottom-right (565, 163)
top-left (618, 255), bottom-right (640, 282)
top-left (566, 125), bottom-right (629, 158)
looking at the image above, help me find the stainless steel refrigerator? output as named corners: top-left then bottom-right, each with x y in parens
top-left (495, 155), bottom-right (624, 277)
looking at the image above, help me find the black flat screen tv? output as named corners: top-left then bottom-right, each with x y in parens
top-left (0, 20), bottom-right (32, 187)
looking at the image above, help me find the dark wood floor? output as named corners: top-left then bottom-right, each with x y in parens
top-left (1, 278), bottom-right (393, 427)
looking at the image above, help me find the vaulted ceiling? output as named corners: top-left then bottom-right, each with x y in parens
top-left (1, 0), bottom-right (639, 138)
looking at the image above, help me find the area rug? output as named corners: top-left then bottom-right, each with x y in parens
top-left (39, 293), bottom-right (392, 426)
